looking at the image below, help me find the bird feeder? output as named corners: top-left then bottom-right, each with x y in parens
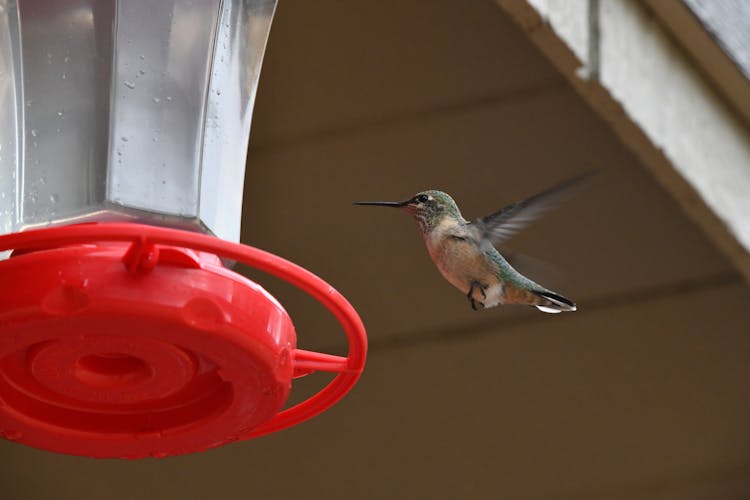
top-left (0, 0), bottom-right (366, 458)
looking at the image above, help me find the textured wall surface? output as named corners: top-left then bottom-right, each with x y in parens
top-left (499, 0), bottom-right (750, 283)
top-left (684, 0), bottom-right (750, 80)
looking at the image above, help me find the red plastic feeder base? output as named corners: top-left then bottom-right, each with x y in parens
top-left (0, 224), bottom-right (367, 458)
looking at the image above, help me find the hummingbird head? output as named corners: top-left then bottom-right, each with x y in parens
top-left (354, 190), bottom-right (462, 233)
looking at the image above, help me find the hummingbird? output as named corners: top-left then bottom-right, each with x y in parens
top-left (354, 174), bottom-right (591, 313)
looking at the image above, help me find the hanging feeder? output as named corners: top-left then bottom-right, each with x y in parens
top-left (0, 0), bottom-right (366, 458)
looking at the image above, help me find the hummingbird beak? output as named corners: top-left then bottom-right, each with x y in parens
top-left (353, 200), bottom-right (409, 208)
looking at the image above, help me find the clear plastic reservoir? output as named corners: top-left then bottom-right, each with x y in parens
top-left (0, 0), bottom-right (277, 242)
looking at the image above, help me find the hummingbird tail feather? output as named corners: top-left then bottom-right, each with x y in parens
top-left (534, 291), bottom-right (577, 313)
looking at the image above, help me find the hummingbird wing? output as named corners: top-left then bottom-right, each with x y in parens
top-left (471, 172), bottom-right (593, 247)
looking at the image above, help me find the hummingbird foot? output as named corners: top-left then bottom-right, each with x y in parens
top-left (467, 281), bottom-right (488, 311)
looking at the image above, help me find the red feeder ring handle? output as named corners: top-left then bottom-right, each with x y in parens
top-left (0, 223), bottom-right (367, 442)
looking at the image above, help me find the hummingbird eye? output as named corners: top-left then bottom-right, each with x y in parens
top-left (416, 194), bottom-right (429, 203)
